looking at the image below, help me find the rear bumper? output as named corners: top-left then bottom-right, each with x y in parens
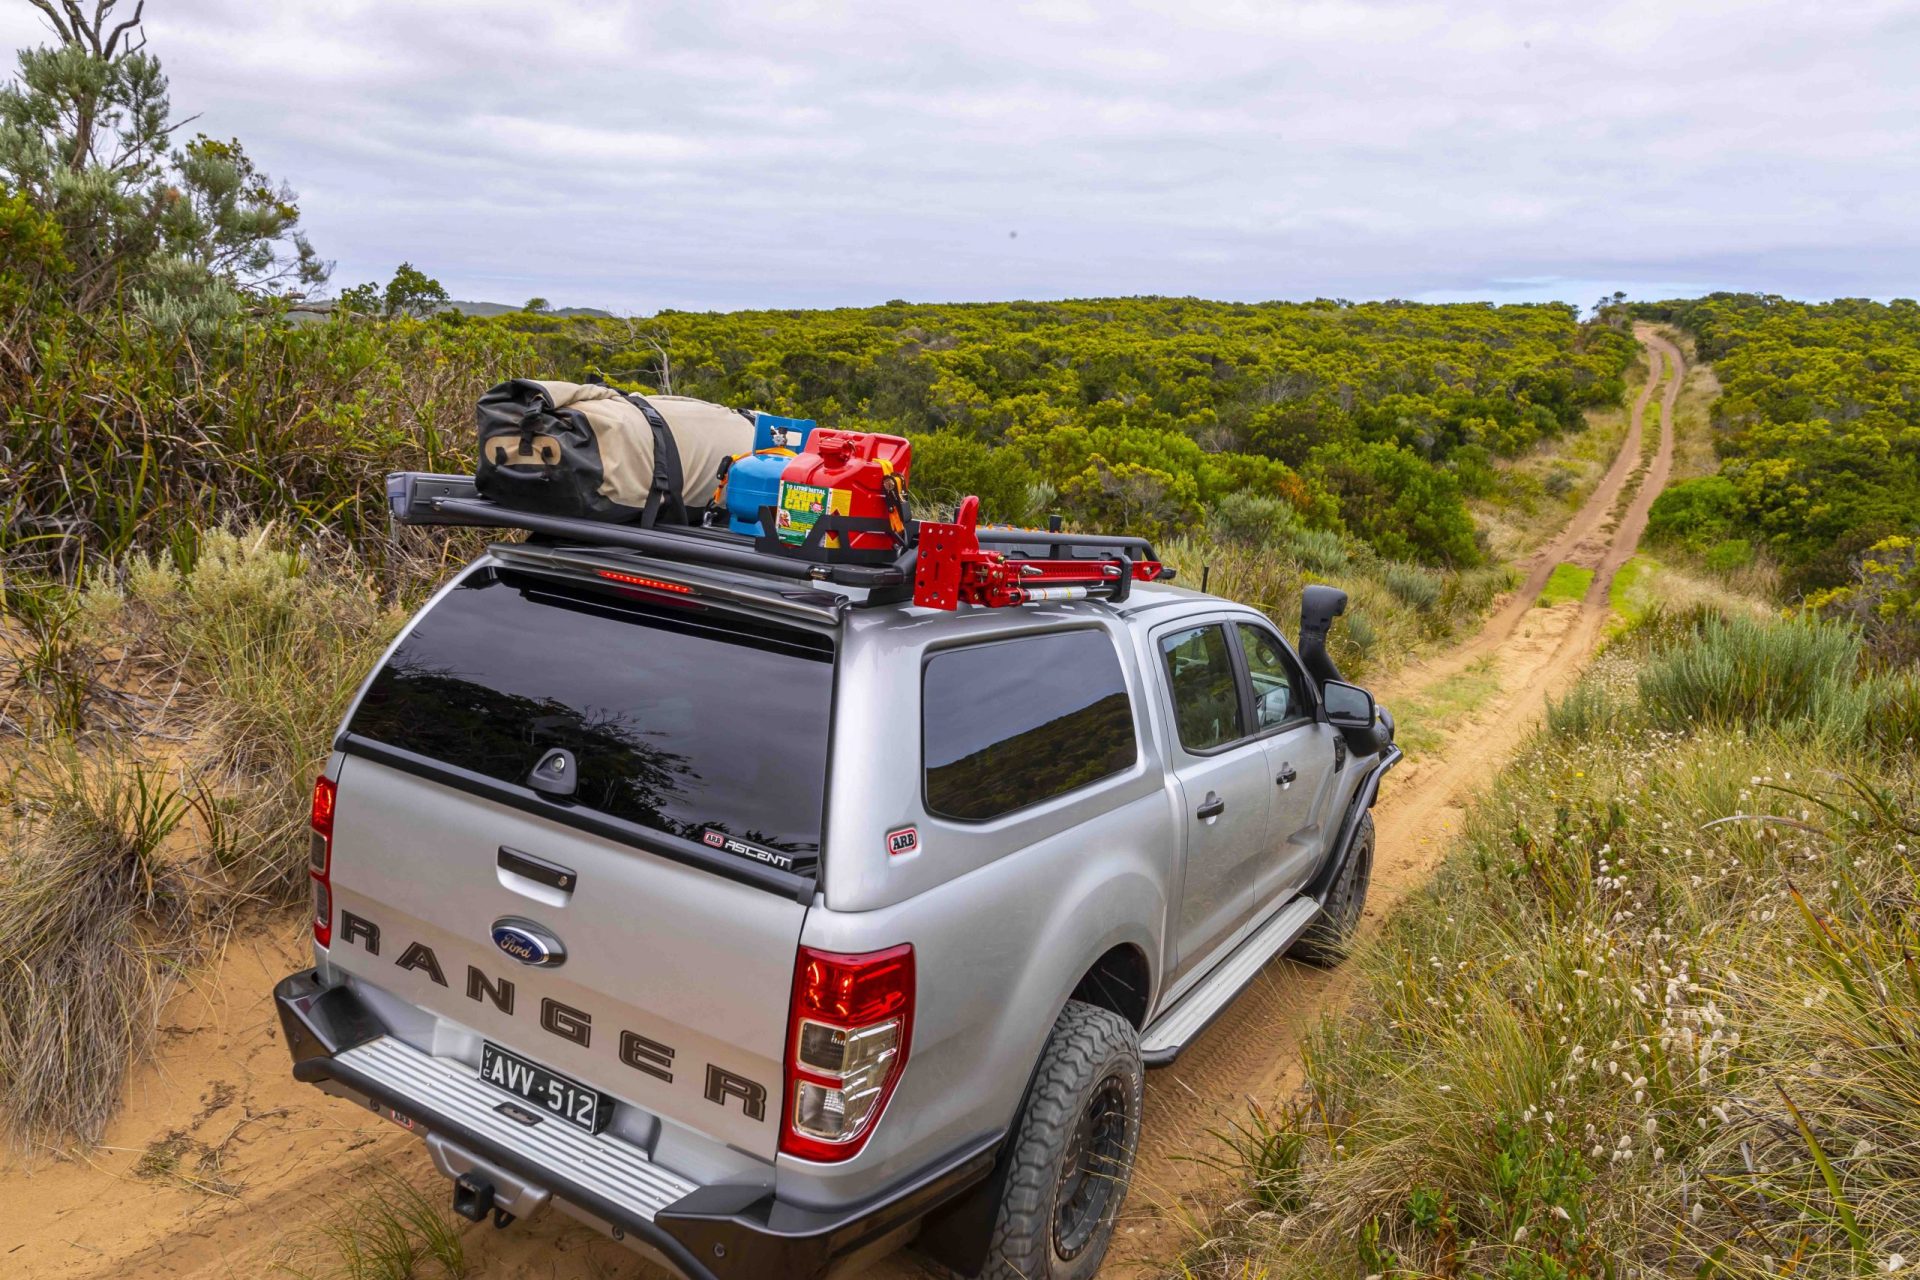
top-left (275, 969), bottom-right (997, 1280)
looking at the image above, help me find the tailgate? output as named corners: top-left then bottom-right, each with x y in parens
top-left (326, 756), bottom-right (804, 1158)
top-left (320, 564), bottom-right (835, 1160)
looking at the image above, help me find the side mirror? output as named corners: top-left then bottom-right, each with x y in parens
top-left (1322, 680), bottom-right (1375, 730)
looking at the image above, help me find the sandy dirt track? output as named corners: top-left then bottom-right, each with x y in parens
top-left (0, 329), bottom-right (1685, 1280)
top-left (1090, 325), bottom-right (1685, 1274)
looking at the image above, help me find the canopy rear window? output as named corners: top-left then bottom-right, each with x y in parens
top-left (346, 567), bottom-right (834, 860)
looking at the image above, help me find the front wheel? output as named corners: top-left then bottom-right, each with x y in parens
top-left (984, 1001), bottom-right (1144, 1280)
top-left (1291, 810), bottom-right (1374, 967)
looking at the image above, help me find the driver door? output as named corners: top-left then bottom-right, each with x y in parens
top-left (1235, 621), bottom-right (1338, 905)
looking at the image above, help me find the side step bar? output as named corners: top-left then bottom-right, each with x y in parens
top-left (1139, 896), bottom-right (1322, 1066)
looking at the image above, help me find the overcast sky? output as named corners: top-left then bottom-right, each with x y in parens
top-left (6, 0), bottom-right (1918, 313)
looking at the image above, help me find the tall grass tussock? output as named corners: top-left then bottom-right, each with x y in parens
top-left (1183, 609), bottom-right (1920, 1280)
top-left (0, 746), bottom-right (202, 1147)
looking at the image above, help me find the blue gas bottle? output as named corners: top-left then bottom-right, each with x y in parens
top-left (725, 412), bottom-right (816, 535)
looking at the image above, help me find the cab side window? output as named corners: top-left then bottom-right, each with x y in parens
top-left (1160, 624), bottom-right (1244, 752)
top-left (1237, 623), bottom-right (1310, 730)
top-left (924, 629), bottom-right (1137, 821)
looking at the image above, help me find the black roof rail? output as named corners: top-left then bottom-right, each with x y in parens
top-left (384, 472), bottom-right (1173, 610)
top-left (387, 473), bottom-right (913, 592)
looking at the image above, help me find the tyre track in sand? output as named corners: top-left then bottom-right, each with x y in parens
top-left (1096, 324), bottom-right (1685, 1273)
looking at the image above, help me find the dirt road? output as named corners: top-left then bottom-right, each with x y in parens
top-left (0, 329), bottom-right (1685, 1280)
top-left (1094, 323), bottom-right (1685, 1272)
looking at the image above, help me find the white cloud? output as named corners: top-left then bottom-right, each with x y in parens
top-left (4, 0), bottom-right (1918, 310)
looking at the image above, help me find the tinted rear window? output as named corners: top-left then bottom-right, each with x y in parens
top-left (923, 630), bottom-right (1137, 821)
top-left (347, 567), bottom-right (833, 858)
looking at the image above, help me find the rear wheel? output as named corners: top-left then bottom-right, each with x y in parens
top-left (985, 1001), bottom-right (1143, 1280)
top-left (1291, 810), bottom-right (1374, 967)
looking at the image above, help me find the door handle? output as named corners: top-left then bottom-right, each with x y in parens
top-left (1276, 764), bottom-right (1298, 788)
top-left (1196, 792), bottom-right (1226, 821)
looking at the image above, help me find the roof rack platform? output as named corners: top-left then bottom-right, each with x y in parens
top-left (385, 473), bottom-right (1171, 611)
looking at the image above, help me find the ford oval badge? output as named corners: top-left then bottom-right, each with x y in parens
top-left (491, 917), bottom-right (565, 968)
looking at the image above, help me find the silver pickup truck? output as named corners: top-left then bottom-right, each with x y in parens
top-left (276, 476), bottom-right (1398, 1280)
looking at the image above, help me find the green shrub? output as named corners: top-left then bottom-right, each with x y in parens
top-left (1308, 440), bottom-right (1481, 568)
top-left (905, 427), bottom-right (1038, 524)
top-left (1381, 561), bottom-right (1443, 610)
top-left (1545, 678), bottom-right (1625, 739)
top-left (1205, 491), bottom-right (1302, 546)
top-left (1807, 534), bottom-right (1920, 667)
top-left (1646, 474), bottom-right (1743, 550)
top-left (1860, 668), bottom-right (1920, 756)
top-left (1285, 527), bottom-right (1353, 575)
top-left (1637, 614), bottom-right (1860, 733)
top-left (1703, 537), bottom-right (1753, 572)
top-left (2, 314), bottom-right (530, 574)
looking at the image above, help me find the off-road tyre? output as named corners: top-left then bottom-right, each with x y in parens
top-left (1291, 809), bottom-right (1374, 967)
top-left (983, 1000), bottom-right (1144, 1280)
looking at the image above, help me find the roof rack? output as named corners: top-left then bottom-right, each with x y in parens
top-left (386, 473), bottom-right (1172, 611)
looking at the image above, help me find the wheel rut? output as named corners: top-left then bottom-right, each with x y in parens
top-left (1098, 325), bottom-right (1687, 1275)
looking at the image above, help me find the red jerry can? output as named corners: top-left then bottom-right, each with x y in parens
top-left (774, 430), bottom-right (912, 556)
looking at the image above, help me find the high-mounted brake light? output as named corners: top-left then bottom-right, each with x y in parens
top-left (309, 775), bottom-right (336, 947)
top-left (780, 944), bottom-right (914, 1162)
top-left (596, 569), bottom-right (694, 594)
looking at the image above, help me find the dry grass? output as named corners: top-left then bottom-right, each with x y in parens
top-left (0, 744), bottom-right (205, 1148)
top-left (74, 525), bottom-right (409, 900)
top-left (1180, 612), bottom-right (1920, 1279)
top-left (1160, 532), bottom-right (1514, 684)
top-left (274, 1176), bottom-right (471, 1280)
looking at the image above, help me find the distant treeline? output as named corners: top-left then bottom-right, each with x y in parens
top-left (1640, 293), bottom-right (1920, 595)
top-left (506, 298), bottom-right (1636, 566)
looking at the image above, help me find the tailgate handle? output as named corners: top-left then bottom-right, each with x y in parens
top-left (498, 846), bottom-right (576, 894)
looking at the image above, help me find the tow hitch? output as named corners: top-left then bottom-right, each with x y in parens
top-left (452, 1173), bottom-right (516, 1229)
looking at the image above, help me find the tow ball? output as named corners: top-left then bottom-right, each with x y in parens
top-left (452, 1173), bottom-right (517, 1229)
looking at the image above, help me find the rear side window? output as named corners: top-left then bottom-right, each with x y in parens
top-left (923, 630), bottom-right (1136, 822)
top-left (346, 568), bottom-right (833, 858)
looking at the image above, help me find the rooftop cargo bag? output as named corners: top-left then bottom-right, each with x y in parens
top-left (475, 380), bottom-right (754, 526)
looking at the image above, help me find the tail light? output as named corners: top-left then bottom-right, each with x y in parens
top-left (780, 944), bottom-right (913, 1162)
top-left (309, 775), bottom-right (336, 947)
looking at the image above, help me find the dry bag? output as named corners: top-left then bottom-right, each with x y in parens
top-left (475, 380), bottom-right (754, 526)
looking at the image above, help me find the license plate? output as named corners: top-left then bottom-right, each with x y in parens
top-left (479, 1042), bottom-right (611, 1134)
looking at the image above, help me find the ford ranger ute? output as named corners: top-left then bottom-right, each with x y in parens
top-left (276, 476), bottom-right (1399, 1280)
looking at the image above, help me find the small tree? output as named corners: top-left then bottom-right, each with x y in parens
top-left (381, 262), bottom-right (448, 319)
top-left (522, 296), bottom-right (549, 313)
top-left (0, 0), bottom-right (327, 323)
